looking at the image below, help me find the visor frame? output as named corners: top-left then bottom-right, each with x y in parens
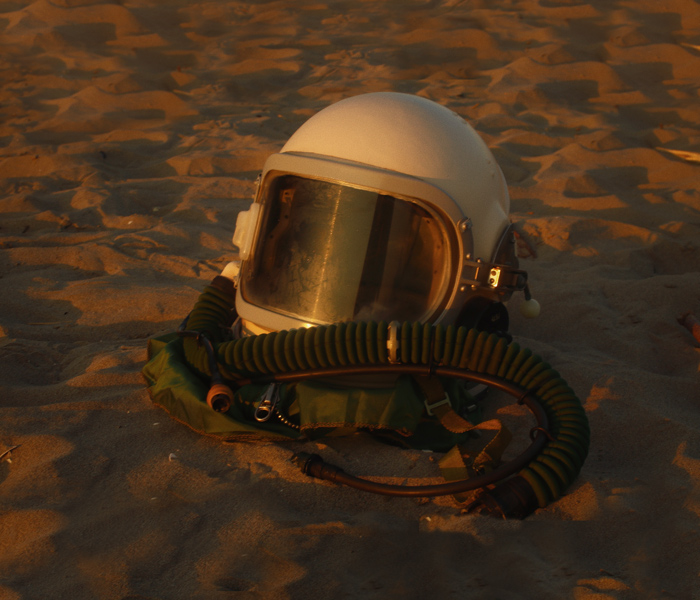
top-left (236, 152), bottom-right (474, 332)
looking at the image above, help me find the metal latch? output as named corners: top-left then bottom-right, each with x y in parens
top-left (255, 383), bottom-right (279, 422)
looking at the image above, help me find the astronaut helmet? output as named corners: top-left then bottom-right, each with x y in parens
top-left (230, 92), bottom-right (535, 336)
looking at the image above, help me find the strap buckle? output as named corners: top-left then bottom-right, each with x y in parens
top-left (424, 394), bottom-right (451, 417)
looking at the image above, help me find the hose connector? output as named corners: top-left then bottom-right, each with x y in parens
top-left (291, 452), bottom-right (345, 482)
top-left (291, 452), bottom-right (320, 474)
top-left (207, 383), bottom-right (234, 413)
top-left (466, 476), bottom-right (540, 519)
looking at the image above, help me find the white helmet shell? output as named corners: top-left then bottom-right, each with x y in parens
top-left (232, 92), bottom-right (527, 335)
top-left (280, 92), bottom-right (510, 261)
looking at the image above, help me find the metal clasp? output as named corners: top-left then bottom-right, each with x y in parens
top-left (387, 321), bottom-right (401, 364)
top-left (255, 383), bottom-right (279, 422)
top-left (424, 394), bottom-right (451, 416)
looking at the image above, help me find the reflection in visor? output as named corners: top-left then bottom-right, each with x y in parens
top-left (241, 175), bottom-right (448, 325)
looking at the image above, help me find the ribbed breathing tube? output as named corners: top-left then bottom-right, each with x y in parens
top-left (182, 279), bottom-right (590, 517)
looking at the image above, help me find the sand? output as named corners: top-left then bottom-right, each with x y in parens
top-left (1, 0), bottom-right (700, 598)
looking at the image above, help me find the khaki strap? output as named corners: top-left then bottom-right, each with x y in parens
top-left (413, 376), bottom-right (511, 464)
top-left (413, 375), bottom-right (476, 434)
top-left (413, 376), bottom-right (513, 500)
top-left (438, 420), bottom-right (512, 477)
top-left (439, 423), bottom-right (513, 503)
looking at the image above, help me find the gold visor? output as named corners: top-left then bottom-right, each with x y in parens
top-left (241, 174), bottom-right (450, 325)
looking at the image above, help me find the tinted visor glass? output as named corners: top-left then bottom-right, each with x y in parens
top-left (241, 175), bottom-right (449, 324)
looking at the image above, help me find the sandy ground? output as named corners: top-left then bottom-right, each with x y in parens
top-left (1, 0), bottom-right (700, 598)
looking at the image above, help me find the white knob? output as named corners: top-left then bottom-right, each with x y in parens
top-left (520, 298), bottom-right (541, 319)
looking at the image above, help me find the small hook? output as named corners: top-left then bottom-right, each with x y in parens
top-left (255, 383), bottom-right (279, 422)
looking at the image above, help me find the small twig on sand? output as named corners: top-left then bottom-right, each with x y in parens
top-left (0, 445), bottom-right (20, 462)
top-left (512, 222), bottom-right (538, 259)
top-left (678, 313), bottom-right (700, 346)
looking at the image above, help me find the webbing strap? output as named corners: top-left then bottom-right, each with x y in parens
top-left (413, 375), bottom-right (475, 434)
top-left (438, 422), bottom-right (513, 502)
top-left (413, 375), bottom-right (513, 499)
